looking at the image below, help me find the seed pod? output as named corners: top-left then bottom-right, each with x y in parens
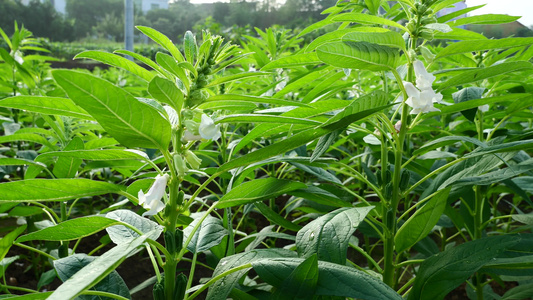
top-left (399, 169), bottom-right (411, 191)
top-left (152, 278), bottom-right (165, 300)
top-left (164, 229), bottom-right (184, 255)
top-left (173, 154), bottom-right (188, 178)
top-left (174, 273), bottom-right (187, 300)
top-left (384, 182), bottom-right (393, 199)
top-left (419, 29), bottom-right (434, 41)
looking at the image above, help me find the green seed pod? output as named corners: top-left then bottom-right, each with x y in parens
top-left (384, 182), bottom-right (393, 200)
top-left (173, 154), bottom-right (188, 178)
top-left (406, 21), bottom-right (416, 34)
top-left (152, 278), bottom-right (165, 300)
top-left (399, 169), bottom-right (411, 191)
top-left (419, 29), bottom-right (434, 41)
top-left (420, 16), bottom-right (435, 25)
top-left (164, 229), bottom-right (184, 255)
top-left (184, 150), bottom-right (202, 170)
top-left (418, 4), bottom-right (427, 14)
top-left (174, 273), bottom-right (187, 300)
top-left (376, 169), bottom-right (383, 186)
top-left (385, 169), bottom-right (392, 183)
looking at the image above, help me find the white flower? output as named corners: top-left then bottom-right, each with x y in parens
top-left (394, 120), bottom-right (402, 133)
top-left (404, 82), bottom-right (442, 114)
top-left (413, 60), bottom-right (436, 90)
top-left (199, 114), bottom-right (221, 141)
top-left (479, 104), bottom-right (489, 112)
top-left (183, 130), bottom-right (202, 141)
top-left (138, 174), bottom-right (169, 217)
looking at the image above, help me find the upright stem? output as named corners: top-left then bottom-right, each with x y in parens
top-left (164, 178), bottom-right (180, 300)
top-left (382, 52), bottom-right (414, 288)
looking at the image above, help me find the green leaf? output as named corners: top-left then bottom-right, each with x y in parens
top-left (331, 13), bottom-right (408, 32)
top-left (317, 41), bottom-right (399, 71)
top-left (449, 14), bottom-right (520, 27)
top-left (438, 61), bottom-right (533, 91)
top-left (452, 161), bottom-right (533, 187)
top-left (220, 94), bottom-right (389, 172)
top-left (414, 136), bottom-right (486, 156)
top-left (0, 179), bottom-right (124, 202)
top-left (501, 283), bottom-right (533, 300)
top-left (395, 188), bottom-right (450, 254)
top-left (0, 158), bottom-right (46, 169)
top-left (289, 186), bottom-right (352, 208)
top-left (0, 225), bottom-right (26, 262)
top-left (0, 292), bottom-right (52, 299)
top-left (48, 232), bottom-right (151, 300)
top-left (184, 31), bottom-right (197, 63)
top-left (148, 76), bottom-right (184, 111)
top-left (207, 250), bottom-right (297, 300)
top-left (217, 178), bottom-right (307, 208)
top-left (53, 70), bottom-right (171, 150)
top-left (271, 254), bottom-right (318, 300)
top-left (114, 49), bottom-right (168, 75)
top-left (435, 38), bottom-right (533, 60)
top-left (252, 258), bottom-right (402, 299)
top-left (0, 133), bottom-right (56, 150)
top-left (53, 137), bottom-right (84, 179)
top-left (262, 53), bottom-right (321, 70)
top-left (422, 94), bottom-right (530, 119)
top-left (323, 91), bottom-right (389, 127)
top-left (183, 213), bottom-right (228, 253)
top-left (451, 87), bottom-right (485, 122)
top-left (464, 140), bottom-right (533, 159)
top-left (156, 53), bottom-right (190, 88)
top-left (296, 206), bottom-right (373, 264)
top-left (0, 96), bottom-right (92, 119)
top-left (205, 94), bottom-right (311, 108)
top-left (206, 72), bottom-right (271, 87)
top-left (39, 149), bottom-right (149, 162)
top-left (409, 235), bottom-right (520, 300)
top-left (233, 100), bottom-right (349, 153)
top-left (342, 30), bottom-right (406, 50)
top-left (289, 162), bottom-right (342, 184)
top-left (216, 114), bottom-right (320, 126)
top-left (74, 50), bottom-right (154, 81)
top-left (54, 254), bottom-right (130, 300)
top-left (364, 0), bottom-right (381, 15)
top-left (254, 202), bottom-right (302, 232)
top-left (16, 216), bottom-right (122, 243)
top-left (105, 210), bottom-right (163, 244)
top-left (136, 26), bottom-right (184, 62)
top-left (434, 28), bottom-right (488, 41)
top-left (311, 130), bottom-right (339, 163)
top-left (512, 214), bottom-right (533, 225)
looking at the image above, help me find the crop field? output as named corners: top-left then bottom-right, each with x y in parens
top-left (1, 0), bottom-right (533, 299)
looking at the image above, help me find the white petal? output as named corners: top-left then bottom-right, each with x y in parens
top-left (403, 82), bottom-right (420, 98)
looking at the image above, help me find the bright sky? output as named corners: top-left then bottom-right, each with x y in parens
top-left (188, 0), bottom-right (533, 27)
top-left (466, 0), bottom-right (533, 26)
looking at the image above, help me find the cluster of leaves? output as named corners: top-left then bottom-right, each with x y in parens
top-left (1, 0), bottom-right (533, 300)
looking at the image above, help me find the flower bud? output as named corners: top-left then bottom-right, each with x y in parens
top-left (184, 150), bottom-right (202, 170)
top-left (173, 154), bottom-right (188, 178)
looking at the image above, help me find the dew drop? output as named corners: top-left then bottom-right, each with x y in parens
top-left (221, 261), bottom-right (227, 266)
top-left (310, 232), bottom-right (315, 240)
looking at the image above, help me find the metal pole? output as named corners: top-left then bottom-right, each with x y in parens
top-left (124, 0), bottom-right (134, 60)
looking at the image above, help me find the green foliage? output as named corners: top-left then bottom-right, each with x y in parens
top-left (2, 2), bottom-right (533, 300)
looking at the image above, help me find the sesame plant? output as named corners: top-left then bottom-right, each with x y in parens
top-left (1, 0), bottom-right (533, 299)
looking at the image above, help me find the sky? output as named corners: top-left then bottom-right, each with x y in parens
top-left (188, 0), bottom-right (533, 27)
top-left (466, 0), bottom-right (533, 27)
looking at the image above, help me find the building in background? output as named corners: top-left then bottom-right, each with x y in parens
top-left (134, 0), bottom-right (168, 13)
top-left (21, 0), bottom-right (168, 15)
